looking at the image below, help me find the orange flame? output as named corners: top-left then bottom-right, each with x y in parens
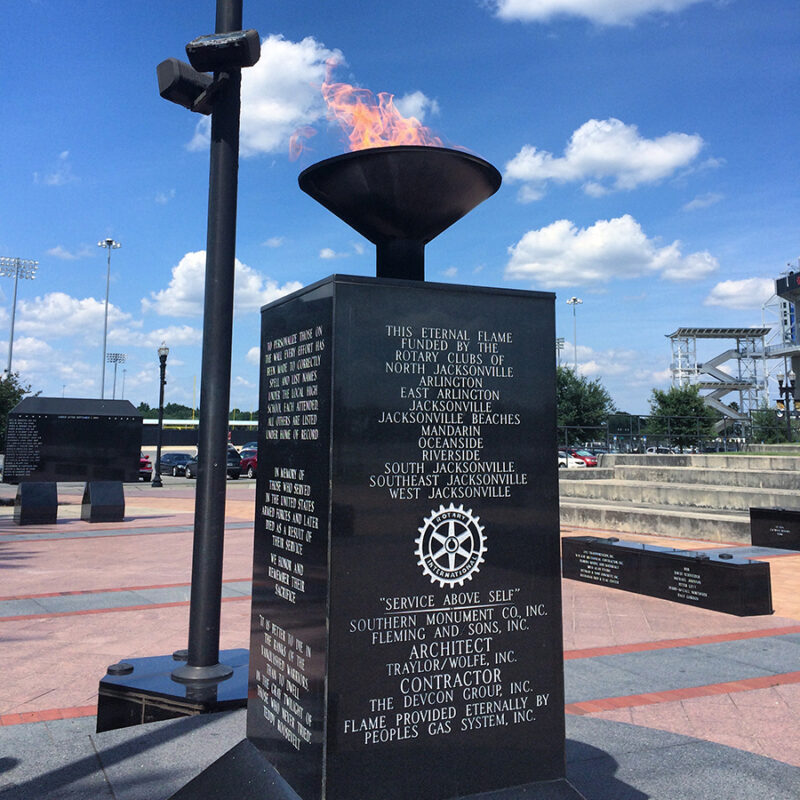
top-left (289, 126), bottom-right (317, 161)
top-left (290, 62), bottom-right (444, 160)
top-left (322, 72), bottom-right (443, 151)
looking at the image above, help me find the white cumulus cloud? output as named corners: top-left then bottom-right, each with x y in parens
top-left (704, 278), bottom-right (775, 309)
top-left (505, 215), bottom-right (718, 288)
top-left (188, 35), bottom-right (342, 157)
top-left (394, 91), bottom-right (440, 122)
top-left (111, 324), bottom-right (202, 349)
top-left (492, 0), bottom-right (709, 26)
top-left (16, 292), bottom-right (132, 341)
top-left (142, 251), bottom-right (302, 317)
top-left (505, 118), bottom-right (704, 201)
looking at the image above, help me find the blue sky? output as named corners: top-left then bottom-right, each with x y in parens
top-left (1, 0), bottom-right (797, 414)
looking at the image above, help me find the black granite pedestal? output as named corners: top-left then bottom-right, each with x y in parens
top-left (562, 536), bottom-right (773, 616)
top-left (173, 276), bottom-right (583, 800)
top-left (14, 481), bottom-right (57, 525)
top-left (81, 481), bottom-right (125, 522)
top-left (96, 649), bottom-right (248, 733)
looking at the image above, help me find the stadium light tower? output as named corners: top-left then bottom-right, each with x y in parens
top-left (566, 296), bottom-right (583, 372)
top-left (0, 256), bottom-right (39, 375)
top-left (106, 352), bottom-right (127, 399)
top-left (97, 238), bottom-right (121, 398)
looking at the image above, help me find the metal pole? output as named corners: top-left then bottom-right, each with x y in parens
top-left (566, 296), bottom-right (582, 372)
top-left (572, 305), bottom-right (577, 371)
top-left (97, 239), bottom-right (120, 399)
top-left (153, 348), bottom-right (168, 488)
top-left (7, 264), bottom-right (20, 375)
top-left (173, 0), bottom-right (243, 684)
top-left (101, 248), bottom-right (111, 398)
top-left (784, 384), bottom-right (793, 443)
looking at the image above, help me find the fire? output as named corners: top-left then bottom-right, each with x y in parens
top-left (289, 62), bottom-right (443, 159)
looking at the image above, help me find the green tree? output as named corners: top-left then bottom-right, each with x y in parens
top-left (749, 405), bottom-right (788, 444)
top-left (556, 366), bottom-right (615, 430)
top-left (137, 401), bottom-right (157, 418)
top-left (646, 384), bottom-right (716, 450)
top-left (164, 402), bottom-right (196, 419)
top-left (0, 373), bottom-right (37, 451)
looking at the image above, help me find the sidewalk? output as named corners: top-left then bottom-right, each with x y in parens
top-left (0, 480), bottom-right (798, 798)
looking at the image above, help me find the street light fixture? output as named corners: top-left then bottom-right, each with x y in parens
top-left (106, 353), bottom-right (127, 399)
top-left (0, 256), bottom-right (39, 375)
top-left (152, 342), bottom-right (169, 488)
top-left (566, 296), bottom-right (583, 372)
top-left (97, 238), bottom-right (121, 399)
top-left (776, 371), bottom-right (796, 442)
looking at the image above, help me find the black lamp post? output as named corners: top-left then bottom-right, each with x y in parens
top-left (777, 371), bottom-right (796, 442)
top-left (157, 0), bottom-right (260, 687)
top-left (152, 343), bottom-right (169, 488)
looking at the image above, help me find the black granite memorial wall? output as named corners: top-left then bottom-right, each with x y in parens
top-left (3, 398), bottom-right (142, 484)
top-left (247, 275), bottom-right (570, 800)
top-left (562, 536), bottom-right (773, 616)
top-left (750, 507), bottom-right (800, 551)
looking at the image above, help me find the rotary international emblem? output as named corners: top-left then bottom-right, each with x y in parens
top-left (415, 504), bottom-right (486, 588)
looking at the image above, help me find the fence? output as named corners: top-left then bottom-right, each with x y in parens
top-left (558, 412), bottom-right (796, 453)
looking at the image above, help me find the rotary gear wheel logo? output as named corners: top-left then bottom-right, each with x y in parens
top-left (415, 504), bottom-right (486, 588)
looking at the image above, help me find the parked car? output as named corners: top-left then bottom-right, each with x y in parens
top-left (239, 441), bottom-right (258, 452)
top-left (558, 451), bottom-right (586, 468)
top-left (646, 446), bottom-right (674, 455)
top-left (157, 451), bottom-right (193, 476)
top-left (184, 447), bottom-right (242, 479)
top-left (139, 453), bottom-right (152, 481)
top-left (239, 448), bottom-right (258, 479)
top-left (567, 448), bottom-right (598, 467)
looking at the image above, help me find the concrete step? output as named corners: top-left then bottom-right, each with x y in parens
top-left (600, 453), bottom-right (800, 472)
top-left (612, 465), bottom-right (800, 491)
top-left (557, 468), bottom-right (615, 480)
top-left (559, 477), bottom-right (799, 513)
top-left (746, 443), bottom-right (800, 455)
top-left (559, 498), bottom-right (750, 543)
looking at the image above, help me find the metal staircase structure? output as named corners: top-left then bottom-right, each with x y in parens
top-left (668, 327), bottom-right (770, 421)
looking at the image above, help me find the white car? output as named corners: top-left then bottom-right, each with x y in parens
top-left (558, 450), bottom-right (586, 468)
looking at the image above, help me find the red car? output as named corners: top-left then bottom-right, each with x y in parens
top-left (239, 448), bottom-right (257, 479)
top-left (567, 448), bottom-right (598, 467)
top-left (139, 452), bottom-right (153, 481)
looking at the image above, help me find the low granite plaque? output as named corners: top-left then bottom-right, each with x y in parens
top-left (562, 536), bottom-right (773, 616)
top-left (247, 275), bottom-right (570, 800)
top-left (750, 507), bottom-right (800, 551)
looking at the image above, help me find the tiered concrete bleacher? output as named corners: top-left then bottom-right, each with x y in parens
top-left (559, 452), bottom-right (800, 543)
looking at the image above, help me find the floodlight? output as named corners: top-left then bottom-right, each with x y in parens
top-left (157, 58), bottom-right (214, 113)
top-left (185, 29), bottom-right (260, 73)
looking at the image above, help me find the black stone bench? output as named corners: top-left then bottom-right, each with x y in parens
top-left (562, 535), bottom-right (772, 616)
top-left (750, 507), bottom-right (800, 551)
top-left (14, 482), bottom-right (58, 525)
